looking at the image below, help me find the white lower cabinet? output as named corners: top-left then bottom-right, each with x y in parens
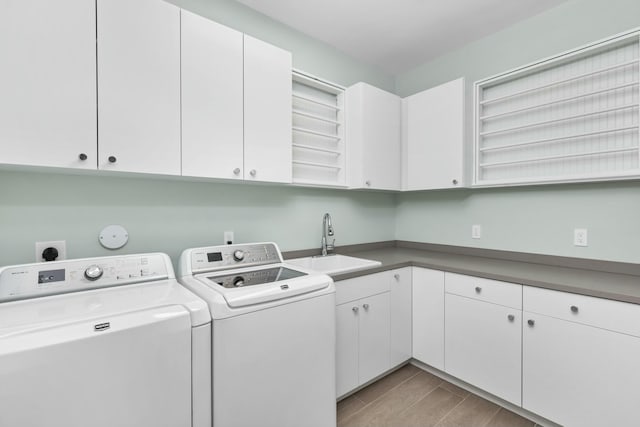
top-left (337, 270), bottom-right (413, 397)
top-left (389, 268), bottom-right (412, 366)
top-left (336, 292), bottom-right (390, 397)
top-left (522, 286), bottom-right (640, 427)
top-left (445, 293), bottom-right (522, 406)
top-left (412, 268), bottom-right (444, 370)
top-left (444, 273), bottom-right (522, 406)
top-left (357, 292), bottom-right (391, 386)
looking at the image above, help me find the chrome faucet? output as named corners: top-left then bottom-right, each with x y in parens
top-left (321, 213), bottom-right (335, 256)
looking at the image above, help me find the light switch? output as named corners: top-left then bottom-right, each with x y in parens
top-left (472, 225), bottom-right (482, 239)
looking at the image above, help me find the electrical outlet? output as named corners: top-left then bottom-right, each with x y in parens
top-left (472, 225), bottom-right (482, 239)
top-left (574, 229), bottom-right (588, 247)
top-left (224, 231), bottom-right (234, 245)
top-left (35, 240), bottom-right (67, 262)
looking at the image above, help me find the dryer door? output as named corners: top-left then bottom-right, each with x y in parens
top-left (0, 305), bottom-right (192, 427)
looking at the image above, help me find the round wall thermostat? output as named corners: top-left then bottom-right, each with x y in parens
top-left (99, 225), bottom-right (129, 250)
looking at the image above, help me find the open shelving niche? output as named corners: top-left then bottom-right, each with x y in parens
top-left (474, 30), bottom-right (640, 186)
top-left (292, 70), bottom-right (347, 187)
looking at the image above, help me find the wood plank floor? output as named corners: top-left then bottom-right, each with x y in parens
top-left (337, 364), bottom-right (538, 427)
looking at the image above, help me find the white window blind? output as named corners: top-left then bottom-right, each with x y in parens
top-left (292, 71), bottom-right (346, 187)
top-left (474, 31), bottom-right (639, 186)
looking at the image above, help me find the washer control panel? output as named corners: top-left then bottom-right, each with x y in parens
top-left (0, 254), bottom-right (170, 303)
top-left (190, 243), bottom-right (283, 273)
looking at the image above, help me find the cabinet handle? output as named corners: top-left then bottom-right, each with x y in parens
top-left (394, 274), bottom-right (400, 280)
top-left (363, 303), bottom-right (370, 310)
top-left (352, 306), bottom-right (359, 313)
top-left (507, 314), bottom-right (515, 322)
top-left (475, 286), bottom-right (482, 294)
top-left (250, 169), bottom-right (257, 177)
top-left (452, 179), bottom-right (458, 185)
top-left (233, 168), bottom-right (241, 175)
top-left (108, 156), bottom-right (117, 163)
top-left (78, 153), bottom-right (87, 161)
top-left (527, 319), bottom-right (535, 327)
top-left (570, 305), bottom-right (579, 313)
top-left (365, 180), bottom-right (371, 186)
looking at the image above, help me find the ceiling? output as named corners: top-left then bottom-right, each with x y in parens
top-left (235, 0), bottom-right (568, 74)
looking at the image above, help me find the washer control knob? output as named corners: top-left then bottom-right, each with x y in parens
top-left (233, 250), bottom-right (245, 261)
top-left (84, 265), bottom-right (104, 281)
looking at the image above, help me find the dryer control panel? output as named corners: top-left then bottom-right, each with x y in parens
top-left (0, 253), bottom-right (171, 302)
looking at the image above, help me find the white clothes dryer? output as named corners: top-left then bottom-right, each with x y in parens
top-left (0, 253), bottom-right (211, 427)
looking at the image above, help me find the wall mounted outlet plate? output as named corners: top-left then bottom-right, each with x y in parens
top-left (574, 228), bottom-right (588, 247)
top-left (35, 240), bottom-right (67, 262)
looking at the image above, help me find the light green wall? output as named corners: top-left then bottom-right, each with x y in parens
top-left (395, 0), bottom-right (640, 263)
top-left (0, 0), bottom-right (397, 268)
top-left (0, 171), bottom-right (396, 267)
top-left (168, 0), bottom-right (394, 91)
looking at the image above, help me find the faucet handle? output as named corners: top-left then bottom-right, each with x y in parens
top-left (327, 239), bottom-right (335, 250)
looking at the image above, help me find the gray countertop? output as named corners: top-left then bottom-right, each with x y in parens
top-left (311, 246), bottom-right (640, 305)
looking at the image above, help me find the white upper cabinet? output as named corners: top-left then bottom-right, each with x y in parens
top-left (403, 78), bottom-right (464, 190)
top-left (181, 11), bottom-right (244, 180)
top-left (0, 0), bottom-right (97, 169)
top-left (346, 83), bottom-right (402, 190)
top-left (244, 35), bottom-right (292, 183)
top-left (97, 0), bottom-right (181, 175)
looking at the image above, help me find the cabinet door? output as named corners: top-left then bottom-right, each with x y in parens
top-left (404, 78), bottom-right (464, 190)
top-left (97, 0), bottom-right (181, 175)
top-left (412, 268), bottom-right (444, 370)
top-left (358, 292), bottom-right (390, 385)
top-left (389, 268), bottom-right (412, 366)
top-left (346, 83), bottom-right (401, 190)
top-left (181, 11), bottom-right (244, 180)
top-left (445, 293), bottom-right (521, 405)
top-left (523, 312), bottom-right (640, 427)
top-left (336, 302), bottom-right (359, 398)
top-left (244, 35), bottom-right (292, 183)
top-left (0, 0), bottom-right (96, 169)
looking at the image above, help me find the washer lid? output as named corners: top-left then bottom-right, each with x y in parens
top-left (198, 265), bottom-right (330, 308)
top-left (0, 279), bottom-right (211, 338)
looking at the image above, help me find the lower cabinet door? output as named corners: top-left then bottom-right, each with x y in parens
top-left (412, 268), bottom-right (444, 370)
top-left (523, 312), bottom-right (640, 427)
top-left (445, 293), bottom-right (522, 405)
top-left (336, 302), bottom-right (359, 397)
top-left (390, 268), bottom-right (412, 366)
top-left (358, 292), bottom-right (390, 385)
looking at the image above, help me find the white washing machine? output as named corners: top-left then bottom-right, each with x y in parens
top-left (178, 242), bottom-right (336, 427)
top-left (0, 253), bottom-right (211, 427)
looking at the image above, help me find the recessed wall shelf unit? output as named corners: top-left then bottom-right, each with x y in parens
top-left (474, 30), bottom-right (640, 186)
top-left (292, 71), bottom-right (346, 187)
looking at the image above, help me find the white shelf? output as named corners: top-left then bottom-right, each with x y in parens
top-left (480, 58), bottom-right (639, 105)
top-left (474, 31), bottom-right (640, 186)
top-left (292, 71), bottom-right (346, 187)
top-left (293, 160), bottom-right (342, 170)
top-left (293, 143), bottom-right (342, 155)
top-left (293, 109), bottom-right (341, 125)
top-left (292, 93), bottom-right (341, 111)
